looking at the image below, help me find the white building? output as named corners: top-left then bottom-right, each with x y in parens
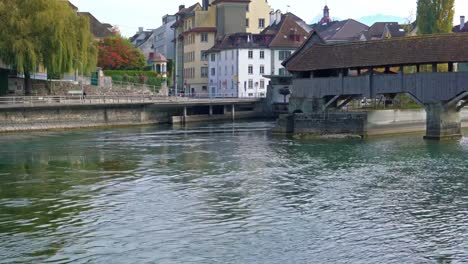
top-left (208, 34), bottom-right (272, 98)
top-left (207, 12), bottom-right (311, 98)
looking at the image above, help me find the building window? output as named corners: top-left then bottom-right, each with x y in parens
top-left (231, 50), bottom-right (234, 59)
top-left (211, 68), bottom-right (216, 76)
top-left (279, 50), bottom-right (292, 60)
top-left (202, 86), bottom-right (207, 91)
top-left (248, 79), bottom-right (253, 89)
top-left (231, 65), bottom-right (234, 75)
top-left (259, 19), bottom-right (265, 29)
top-left (246, 19), bottom-right (249, 27)
top-left (248, 65), bottom-right (253, 75)
top-left (201, 33), bottom-right (208, 42)
top-left (260, 79), bottom-right (265, 89)
top-left (260, 50), bottom-right (265, 59)
top-left (279, 68), bottom-right (289, 76)
top-left (248, 50), bottom-right (253, 59)
top-left (201, 51), bottom-right (208, 61)
top-left (246, 4), bottom-right (249, 12)
top-left (211, 53), bottom-right (216, 62)
top-left (260, 65), bottom-right (265, 74)
top-left (201, 67), bottom-right (209, 78)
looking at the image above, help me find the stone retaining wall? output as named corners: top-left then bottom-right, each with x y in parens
top-left (0, 104), bottom-right (176, 132)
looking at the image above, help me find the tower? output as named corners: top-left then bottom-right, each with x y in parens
top-left (319, 5), bottom-right (332, 25)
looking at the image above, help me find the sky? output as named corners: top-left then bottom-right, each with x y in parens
top-left (70, 0), bottom-right (468, 37)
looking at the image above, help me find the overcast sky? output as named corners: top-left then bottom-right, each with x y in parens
top-left (70, 0), bottom-right (468, 37)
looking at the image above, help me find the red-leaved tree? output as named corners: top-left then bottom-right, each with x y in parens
top-left (98, 36), bottom-right (145, 70)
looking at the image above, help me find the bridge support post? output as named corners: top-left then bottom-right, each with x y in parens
top-left (231, 104), bottom-right (235, 121)
top-left (424, 103), bottom-right (462, 140)
top-left (183, 106), bottom-right (187, 124)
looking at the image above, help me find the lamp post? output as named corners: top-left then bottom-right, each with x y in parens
top-left (74, 59), bottom-right (84, 101)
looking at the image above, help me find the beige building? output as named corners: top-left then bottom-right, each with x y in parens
top-left (174, 0), bottom-right (272, 96)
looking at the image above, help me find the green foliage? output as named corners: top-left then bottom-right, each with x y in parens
top-left (417, 0), bottom-right (455, 34)
top-left (103, 70), bottom-right (166, 87)
top-left (0, 0), bottom-right (97, 76)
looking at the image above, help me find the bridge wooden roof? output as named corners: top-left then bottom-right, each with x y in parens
top-left (285, 32), bottom-right (468, 72)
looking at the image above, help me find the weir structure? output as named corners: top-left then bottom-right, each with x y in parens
top-left (280, 32), bottom-right (468, 139)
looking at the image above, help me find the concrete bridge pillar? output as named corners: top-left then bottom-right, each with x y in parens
top-left (231, 104), bottom-right (235, 121)
top-left (424, 103), bottom-right (462, 140)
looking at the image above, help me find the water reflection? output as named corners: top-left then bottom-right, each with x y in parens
top-left (0, 123), bottom-right (467, 263)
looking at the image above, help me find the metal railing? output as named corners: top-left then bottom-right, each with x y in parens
top-left (0, 95), bottom-right (261, 107)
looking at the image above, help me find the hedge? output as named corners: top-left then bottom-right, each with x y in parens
top-left (103, 70), bottom-right (166, 87)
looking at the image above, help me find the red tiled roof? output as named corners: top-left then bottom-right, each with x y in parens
top-left (153, 52), bottom-right (167, 62)
top-left (285, 33), bottom-right (468, 72)
top-left (267, 15), bottom-right (310, 48)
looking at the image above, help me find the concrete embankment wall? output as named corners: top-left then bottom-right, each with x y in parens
top-left (0, 103), bottom-right (265, 133)
top-left (367, 109), bottom-right (468, 135)
top-left (276, 109), bottom-right (468, 137)
top-left (0, 104), bottom-right (177, 132)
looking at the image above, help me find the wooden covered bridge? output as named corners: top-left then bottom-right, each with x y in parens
top-left (281, 32), bottom-right (468, 139)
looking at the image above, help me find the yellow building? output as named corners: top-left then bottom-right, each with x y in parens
top-left (174, 0), bottom-right (271, 96)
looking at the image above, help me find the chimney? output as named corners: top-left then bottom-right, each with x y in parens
top-left (269, 11), bottom-right (275, 26)
top-left (138, 27), bottom-right (143, 33)
top-left (179, 5), bottom-right (185, 11)
top-left (461, 16), bottom-right (466, 30)
top-left (202, 0), bottom-right (209, 10)
top-left (275, 10), bottom-right (282, 25)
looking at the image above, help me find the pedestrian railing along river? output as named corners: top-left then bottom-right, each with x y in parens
top-left (0, 95), bottom-right (261, 107)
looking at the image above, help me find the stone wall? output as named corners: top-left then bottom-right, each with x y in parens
top-left (293, 112), bottom-right (368, 136)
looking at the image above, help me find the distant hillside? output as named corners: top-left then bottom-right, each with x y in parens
top-left (358, 14), bottom-right (407, 26)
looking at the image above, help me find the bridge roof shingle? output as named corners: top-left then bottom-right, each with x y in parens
top-left (285, 32), bottom-right (468, 72)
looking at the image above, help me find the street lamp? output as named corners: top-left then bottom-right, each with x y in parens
top-left (74, 59), bottom-right (84, 101)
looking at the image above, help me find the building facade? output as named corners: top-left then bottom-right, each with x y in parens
top-left (208, 34), bottom-right (273, 98)
top-left (130, 28), bottom-right (155, 63)
top-left (208, 12), bottom-right (311, 98)
top-left (173, 0), bottom-right (272, 96)
top-left (153, 15), bottom-right (177, 61)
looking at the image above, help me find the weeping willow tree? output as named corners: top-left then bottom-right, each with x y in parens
top-left (417, 0), bottom-right (455, 34)
top-left (0, 0), bottom-right (97, 94)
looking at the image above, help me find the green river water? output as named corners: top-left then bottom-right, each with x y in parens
top-left (0, 121), bottom-right (467, 263)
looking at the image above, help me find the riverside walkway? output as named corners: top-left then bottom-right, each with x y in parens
top-left (0, 95), bottom-right (261, 108)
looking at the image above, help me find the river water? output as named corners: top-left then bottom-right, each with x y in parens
top-left (0, 121), bottom-right (467, 264)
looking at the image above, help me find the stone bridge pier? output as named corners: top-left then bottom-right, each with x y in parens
top-left (424, 103), bottom-right (462, 139)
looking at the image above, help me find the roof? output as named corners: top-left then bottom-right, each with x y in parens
top-left (182, 27), bottom-right (217, 35)
top-left (130, 31), bottom-right (154, 47)
top-left (312, 19), bottom-right (369, 43)
top-left (453, 23), bottom-right (468, 33)
top-left (152, 52), bottom-right (167, 62)
top-left (208, 33), bottom-right (274, 52)
top-left (176, 3), bottom-right (200, 15)
top-left (285, 32), bottom-right (468, 72)
top-left (211, 0), bottom-right (250, 4)
top-left (261, 13), bottom-right (311, 49)
top-left (364, 22), bottom-right (405, 39)
top-left (78, 12), bottom-right (113, 39)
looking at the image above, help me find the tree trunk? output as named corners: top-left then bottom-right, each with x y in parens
top-left (24, 72), bottom-right (32, 95)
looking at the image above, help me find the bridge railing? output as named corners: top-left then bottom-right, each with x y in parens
top-left (292, 72), bottom-right (468, 103)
